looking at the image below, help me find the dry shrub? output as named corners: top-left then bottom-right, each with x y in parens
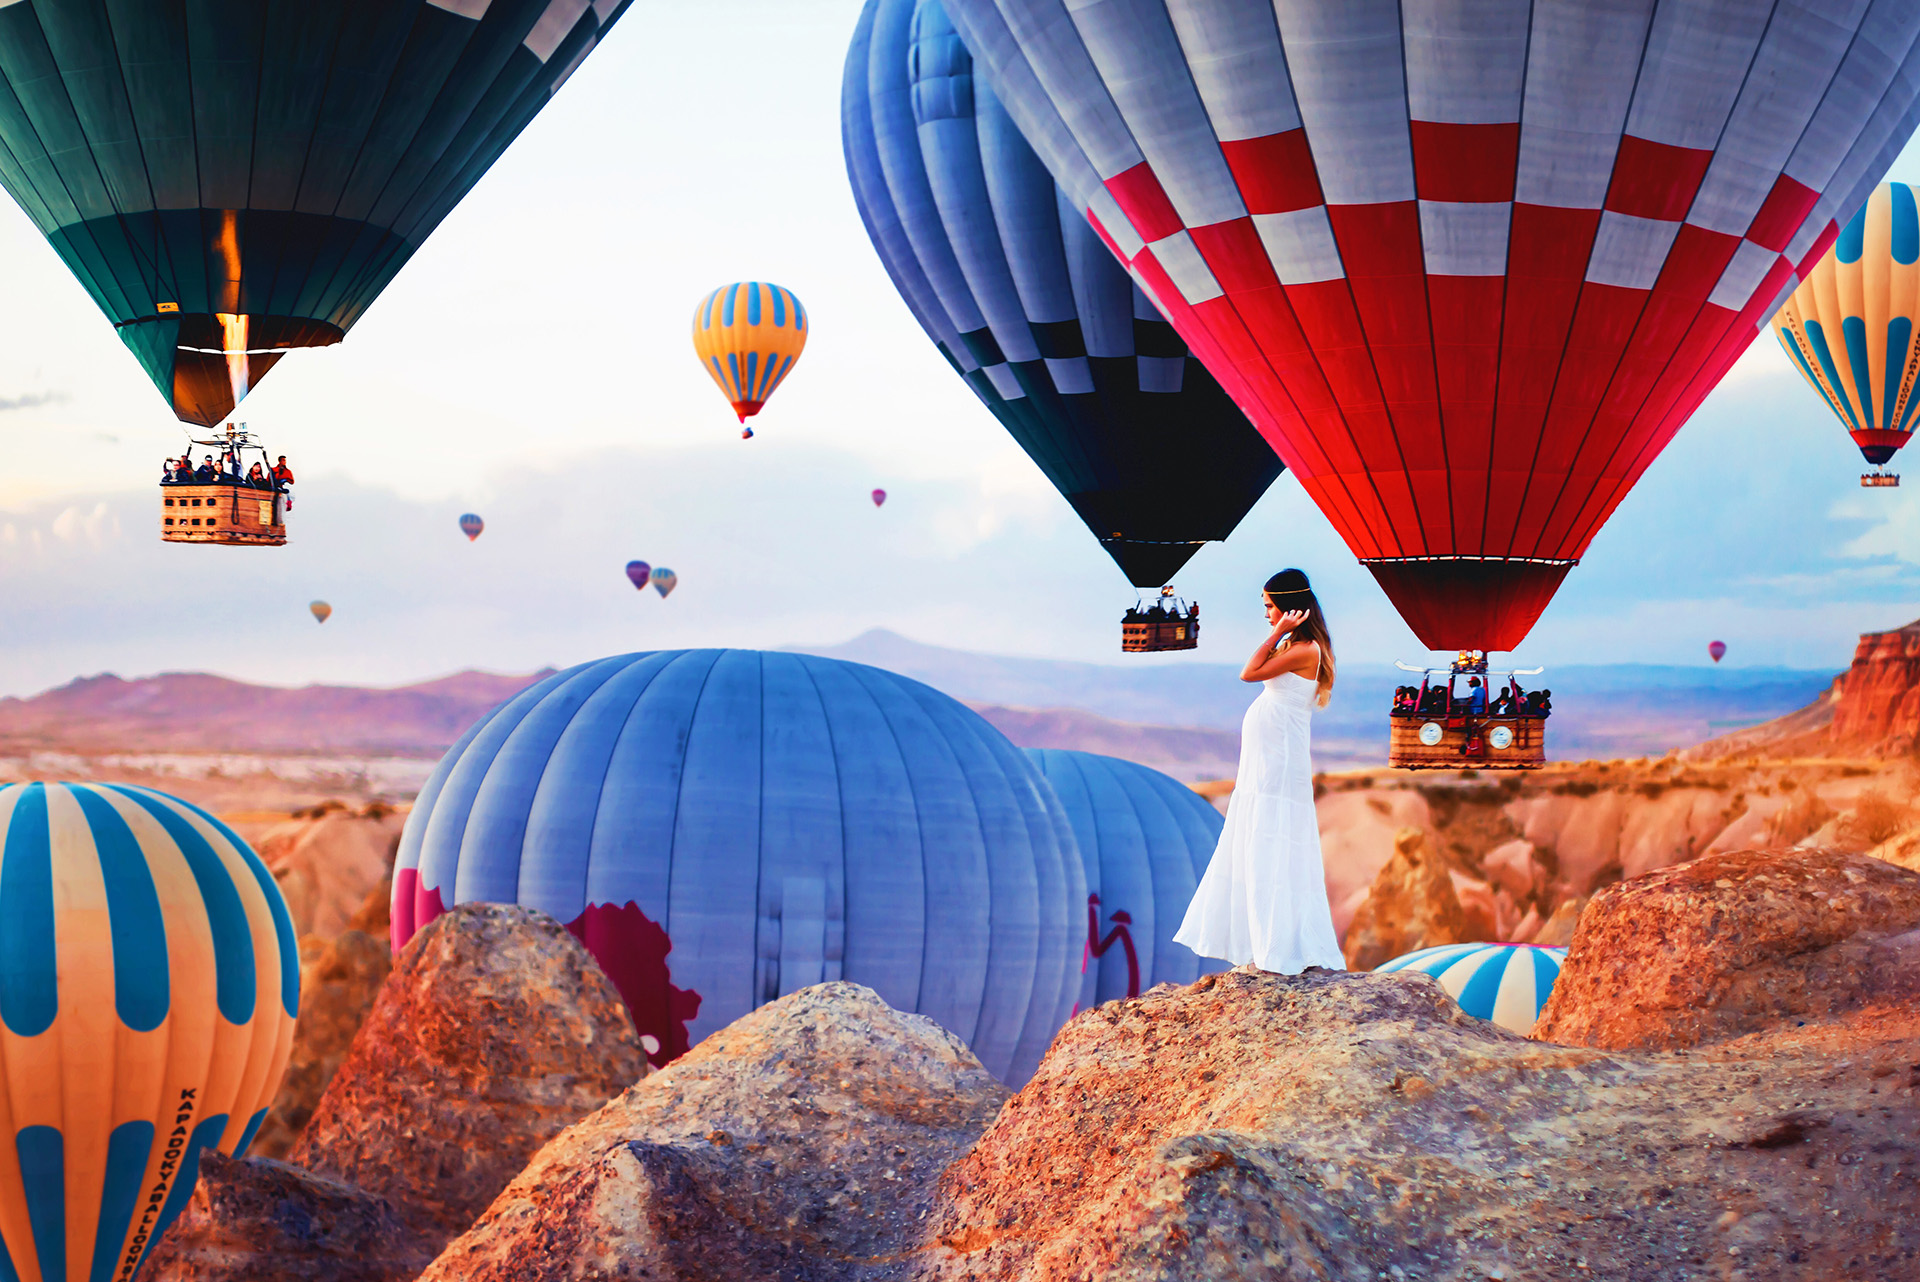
top-left (1839, 789), bottom-right (1912, 849)
top-left (1766, 791), bottom-right (1835, 847)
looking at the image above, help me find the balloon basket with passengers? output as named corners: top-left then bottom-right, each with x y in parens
top-left (159, 422), bottom-right (292, 546)
top-left (1389, 653), bottom-right (1550, 771)
top-left (1122, 587), bottom-right (1199, 652)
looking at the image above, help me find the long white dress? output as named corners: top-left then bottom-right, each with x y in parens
top-left (1174, 671), bottom-right (1345, 973)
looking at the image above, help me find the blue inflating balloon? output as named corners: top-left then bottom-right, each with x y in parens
top-left (392, 650), bottom-right (1086, 1085)
top-left (1024, 749), bottom-right (1226, 1009)
top-left (1376, 943), bottom-right (1568, 1034)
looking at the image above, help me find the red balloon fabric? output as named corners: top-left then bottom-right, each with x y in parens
top-left (1709, 640), bottom-right (1727, 663)
top-left (938, 1), bottom-right (1920, 649)
top-left (872, 488), bottom-right (887, 507)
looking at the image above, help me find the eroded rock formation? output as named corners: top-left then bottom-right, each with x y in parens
top-left (1831, 618), bottom-right (1920, 752)
top-left (141, 904), bottom-right (646, 1281)
top-left (1340, 827), bottom-right (1472, 970)
top-left (419, 982), bottom-right (1008, 1282)
top-left (259, 805), bottom-right (406, 939)
top-left (1534, 847), bottom-right (1920, 1051)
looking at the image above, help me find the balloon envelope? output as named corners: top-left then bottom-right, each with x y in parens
top-left (1024, 749), bottom-right (1225, 1009)
top-left (1709, 640), bottom-right (1727, 663)
top-left (391, 650), bottom-right (1085, 1084)
top-left (625, 561), bottom-right (652, 591)
top-left (459, 513), bottom-right (485, 542)
top-left (1377, 943), bottom-right (1566, 1035)
top-left (1773, 183), bottom-right (1920, 467)
top-left (650, 567), bottom-right (678, 598)
top-left (843, 0), bottom-right (1283, 587)
top-left (309, 601), bottom-right (331, 624)
top-left (0, 0), bottom-right (634, 425)
top-left (0, 782), bottom-right (298, 1280)
top-left (872, 488), bottom-right (887, 507)
top-left (691, 283), bottom-right (808, 422)
top-left (940, 0), bottom-right (1920, 646)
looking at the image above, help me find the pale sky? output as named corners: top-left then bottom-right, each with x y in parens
top-left (0, 0), bottom-right (1918, 699)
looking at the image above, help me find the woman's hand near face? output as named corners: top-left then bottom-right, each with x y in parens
top-left (1270, 609), bottom-right (1308, 638)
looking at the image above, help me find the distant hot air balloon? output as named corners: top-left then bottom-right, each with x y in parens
top-left (459, 514), bottom-right (484, 542)
top-left (0, 782), bottom-right (298, 1281)
top-left (1709, 640), bottom-right (1727, 664)
top-left (0, 1), bottom-right (635, 426)
top-left (691, 283), bottom-right (809, 426)
top-left (872, 488), bottom-right (887, 507)
top-left (625, 561), bottom-right (652, 592)
top-left (651, 567), bottom-right (678, 598)
top-left (310, 601), bottom-right (331, 624)
top-left (1774, 183), bottom-right (1920, 485)
top-left (1376, 943), bottom-right (1567, 1036)
top-left (939, 0), bottom-right (1920, 650)
top-left (843, 0), bottom-right (1282, 589)
top-left (392, 650), bottom-right (1084, 1084)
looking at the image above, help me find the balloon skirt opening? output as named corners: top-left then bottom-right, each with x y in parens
top-left (1362, 558), bottom-right (1575, 652)
top-left (1851, 430), bottom-right (1908, 465)
top-left (731, 400), bottom-right (764, 422)
top-left (1101, 538), bottom-right (1208, 589)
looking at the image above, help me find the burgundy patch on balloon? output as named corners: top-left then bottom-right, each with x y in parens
top-left (390, 867), bottom-right (448, 956)
top-left (568, 901), bottom-right (702, 1068)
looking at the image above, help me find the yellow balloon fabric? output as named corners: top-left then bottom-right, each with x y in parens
top-left (0, 782), bottom-right (298, 1282)
top-left (1773, 182), bottom-right (1920, 467)
top-left (690, 282), bottom-right (808, 422)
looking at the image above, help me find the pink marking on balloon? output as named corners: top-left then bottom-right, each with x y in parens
top-left (390, 867), bottom-right (448, 956)
top-left (1084, 893), bottom-right (1141, 999)
top-left (568, 900), bottom-right (703, 1068)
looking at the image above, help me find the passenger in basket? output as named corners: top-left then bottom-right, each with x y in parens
top-left (192, 455), bottom-right (215, 482)
top-left (1467, 676), bottom-right (1487, 714)
top-left (247, 462), bottom-right (267, 488)
top-left (272, 455), bottom-right (295, 509)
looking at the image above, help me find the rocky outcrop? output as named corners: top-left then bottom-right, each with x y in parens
top-left (141, 904), bottom-right (646, 1281)
top-left (1340, 828), bottom-right (1473, 970)
top-left (923, 966), bottom-right (1920, 1282)
top-left (260, 806), bottom-right (405, 940)
top-left (419, 982), bottom-right (1008, 1282)
top-left (1534, 847), bottom-right (1920, 1051)
top-left (1830, 617), bottom-right (1920, 751)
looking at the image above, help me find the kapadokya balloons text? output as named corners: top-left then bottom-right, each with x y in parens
top-left (459, 514), bottom-right (485, 542)
top-left (940, 0), bottom-right (1920, 647)
top-left (625, 561), bottom-right (652, 592)
top-left (0, 0), bottom-right (634, 426)
top-left (872, 488), bottom-right (887, 508)
top-left (392, 650), bottom-right (1084, 1084)
top-left (1024, 749), bottom-right (1224, 1008)
top-left (691, 283), bottom-right (808, 424)
top-left (1773, 182), bottom-right (1920, 470)
top-left (843, 0), bottom-right (1282, 588)
top-left (309, 601), bottom-right (331, 624)
top-left (0, 782), bottom-right (299, 1281)
top-left (1709, 640), bottom-right (1727, 663)
top-left (650, 567), bottom-right (678, 598)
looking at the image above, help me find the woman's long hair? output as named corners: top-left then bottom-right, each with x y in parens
top-left (1265, 569), bottom-right (1335, 707)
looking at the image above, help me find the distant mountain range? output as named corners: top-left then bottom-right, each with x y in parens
top-left (0, 631), bottom-right (1838, 783)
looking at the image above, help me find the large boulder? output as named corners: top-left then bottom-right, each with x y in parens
top-left (140, 904), bottom-right (647, 1281)
top-left (418, 981), bottom-right (1008, 1282)
top-left (1340, 827), bottom-right (1473, 970)
top-left (1534, 847), bottom-right (1920, 1051)
top-left (923, 967), bottom-right (1920, 1281)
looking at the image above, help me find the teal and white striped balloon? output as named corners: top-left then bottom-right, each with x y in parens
top-left (1376, 943), bottom-right (1568, 1034)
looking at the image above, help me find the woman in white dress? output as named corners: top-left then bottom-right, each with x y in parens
top-left (1174, 569), bottom-right (1345, 974)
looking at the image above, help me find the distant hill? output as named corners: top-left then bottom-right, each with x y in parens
top-left (0, 669), bottom-right (555, 755)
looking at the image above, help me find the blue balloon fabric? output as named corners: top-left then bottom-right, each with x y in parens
top-left (392, 650), bottom-right (1085, 1085)
top-left (1376, 943), bottom-right (1569, 1035)
top-left (1023, 749), bottom-right (1226, 1009)
top-left (841, 0), bottom-right (1281, 588)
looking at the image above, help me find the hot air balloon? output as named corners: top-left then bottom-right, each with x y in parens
top-left (691, 283), bottom-right (809, 426)
top-left (1376, 943), bottom-right (1566, 1036)
top-left (939, 0), bottom-right (1920, 653)
top-left (1773, 182), bottom-right (1920, 487)
top-left (872, 488), bottom-right (888, 507)
top-left (0, 782), bottom-right (299, 1281)
top-left (1709, 640), bottom-right (1727, 663)
top-left (625, 561), bottom-right (652, 591)
top-left (650, 567), bottom-right (678, 598)
top-left (309, 601), bottom-right (331, 624)
top-left (391, 650), bottom-right (1084, 1084)
top-left (1024, 749), bottom-right (1225, 1007)
top-left (842, 0), bottom-right (1283, 606)
top-left (0, 1), bottom-right (634, 427)
top-left (460, 514), bottom-right (485, 542)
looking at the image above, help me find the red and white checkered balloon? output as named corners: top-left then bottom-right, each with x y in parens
top-left (940, 0), bottom-right (1920, 649)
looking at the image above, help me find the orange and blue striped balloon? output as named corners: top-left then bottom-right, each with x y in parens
top-left (0, 782), bottom-right (299, 1282)
top-left (1375, 942), bottom-right (1567, 1035)
top-left (1773, 182), bottom-right (1920, 471)
top-left (690, 282), bottom-right (808, 423)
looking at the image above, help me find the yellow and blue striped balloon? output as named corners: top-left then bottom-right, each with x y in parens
top-left (1376, 942), bottom-right (1567, 1035)
top-left (0, 782), bottom-right (298, 1282)
top-left (690, 282), bottom-right (808, 424)
top-left (1773, 182), bottom-right (1920, 470)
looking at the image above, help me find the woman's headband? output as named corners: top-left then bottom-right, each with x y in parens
top-left (1264, 586), bottom-right (1314, 599)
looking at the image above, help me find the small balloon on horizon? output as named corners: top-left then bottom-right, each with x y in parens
top-left (872, 488), bottom-right (887, 507)
top-left (625, 561), bottom-right (651, 591)
top-left (310, 600), bottom-right (332, 624)
top-left (1709, 640), bottom-right (1726, 663)
top-left (459, 513), bottom-right (484, 541)
top-left (651, 567), bottom-right (678, 598)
